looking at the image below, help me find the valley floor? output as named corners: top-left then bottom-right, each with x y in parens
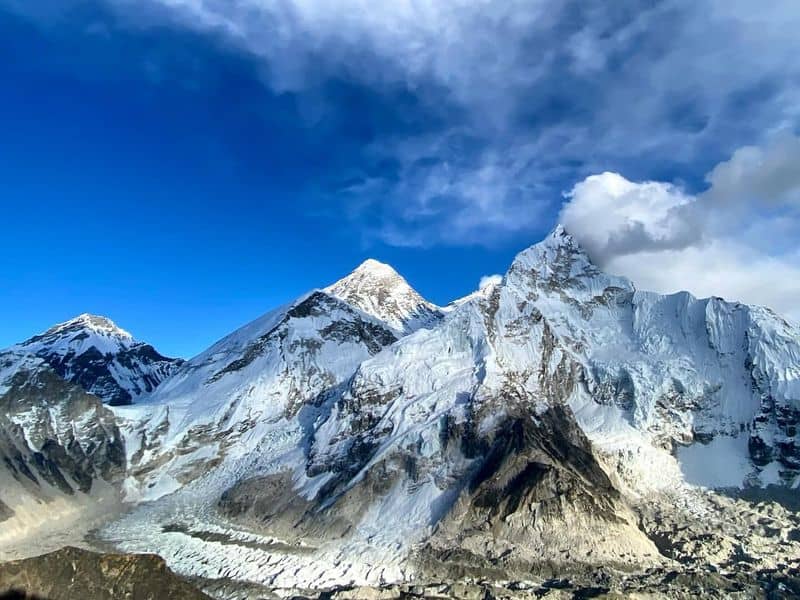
top-left (4, 485), bottom-right (798, 599)
top-left (0, 484), bottom-right (125, 562)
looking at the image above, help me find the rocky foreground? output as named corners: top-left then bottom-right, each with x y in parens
top-left (0, 546), bottom-right (210, 600)
top-left (190, 487), bottom-right (800, 599)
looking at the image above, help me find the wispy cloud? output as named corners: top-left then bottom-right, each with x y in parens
top-left (7, 0), bottom-right (799, 318)
top-left (55, 0), bottom-right (797, 247)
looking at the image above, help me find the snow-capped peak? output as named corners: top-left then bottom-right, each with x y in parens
top-left (507, 223), bottom-right (633, 297)
top-left (351, 258), bottom-right (400, 277)
top-left (548, 222), bottom-right (570, 240)
top-left (10, 313), bottom-right (181, 406)
top-left (324, 259), bottom-right (442, 334)
top-left (47, 313), bottom-right (134, 341)
top-left (522, 223), bottom-right (586, 261)
top-left (22, 313), bottom-right (138, 357)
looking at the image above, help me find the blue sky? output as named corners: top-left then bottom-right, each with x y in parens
top-left (2, 1), bottom-right (799, 357)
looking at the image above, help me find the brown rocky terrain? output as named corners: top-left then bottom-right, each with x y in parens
top-left (0, 547), bottom-right (210, 600)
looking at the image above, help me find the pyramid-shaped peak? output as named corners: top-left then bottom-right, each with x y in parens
top-left (506, 225), bottom-right (633, 297)
top-left (16, 312), bottom-right (138, 362)
top-left (54, 313), bottom-right (132, 338)
top-left (351, 258), bottom-right (401, 277)
top-left (523, 224), bottom-right (589, 258)
top-left (508, 225), bottom-right (589, 271)
top-left (325, 259), bottom-right (441, 334)
top-left (541, 224), bottom-right (580, 248)
top-left (327, 259), bottom-right (419, 304)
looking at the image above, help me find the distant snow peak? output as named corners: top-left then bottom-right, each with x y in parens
top-left (335, 258), bottom-right (406, 290)
top-left (48, 313), bottom-right (133, 340)
top-left (352, 257), bottom-right (398, 277)
top-left (325, 258), bottom-right (442, 334)
top-left (12, 313), bottom-right (180, 406)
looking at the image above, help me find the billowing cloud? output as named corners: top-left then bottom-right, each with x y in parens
top-left (31, 0), bottom-right (799, 247)
top-left (560, 134), bottom-right (800, 320)
top-left (704, 131), bottom-right (800, 209)
top-left (479, 274), bottom-right (503, 289)
top-left (559, 172), bottom-right (700, 262)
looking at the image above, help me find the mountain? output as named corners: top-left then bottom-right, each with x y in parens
top-left (95, 230), bottom-right (800, 593)
top-left (325, 258), bottom-right (443, 334)
top-left (0, 314), bottom-right (178, 546)
top-left (0, 351), bottom-right (125, 542)
top-left (13, 314), bottom-right (182, 406)
top-left (116, 288), bottom-right (399, 501)
top-left (2, 231), bottom-right (800, 598)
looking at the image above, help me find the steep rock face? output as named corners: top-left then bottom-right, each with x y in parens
top-left (495, 226), bottom-right (800, 488)
top-left (325, 259), bottom-right (443, 334)
top-left (14, 314), bottom-right (181, 406)
top-left (0, 352), bottom-right (126, 539)
top-left (429, 405), bottom-right (657, 567)
top-left (0, 357), bottom-right (125, 497)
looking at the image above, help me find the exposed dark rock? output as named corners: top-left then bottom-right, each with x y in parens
top-left (0, 367), bottom-right (125, 496)
top-left (427, 403), bottom-right (656, 569)
top-left (749, 434), bottom-right (774, 466)
top-left (0, 547), bottom-right (210, 600)
top-left (0, 498), bottom-right (13, 522)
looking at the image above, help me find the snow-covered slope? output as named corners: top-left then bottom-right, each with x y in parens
top-left (0, 314), bottom-right (180, 549)
top-left (325, 259), bottom-right (442, 334)
top-left (117, 289), bottom-right (399, 501)
top-left (496, 226), bottom-right (800, 489)
top-left (12, 314), bottom-right (181, 406)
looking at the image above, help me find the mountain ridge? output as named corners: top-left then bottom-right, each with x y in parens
top-left (1, 225), bottom-right (799, 596)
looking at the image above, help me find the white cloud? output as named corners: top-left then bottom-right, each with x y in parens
top-left (560, 134), bottom-right (800, 321)
top-left (87, 0), bottom-right (800, 246)
top-left (606, 242), bottom-right (800, 321)
top-left (560, 172), bottom-right (700, 262)
top-left (479, 274), bottom-right (503, 289)
top-left (704, 131), bottom-right (800, 208)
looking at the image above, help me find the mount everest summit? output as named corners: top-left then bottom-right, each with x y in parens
top-left (1, 227), bottom-right (800, 598)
